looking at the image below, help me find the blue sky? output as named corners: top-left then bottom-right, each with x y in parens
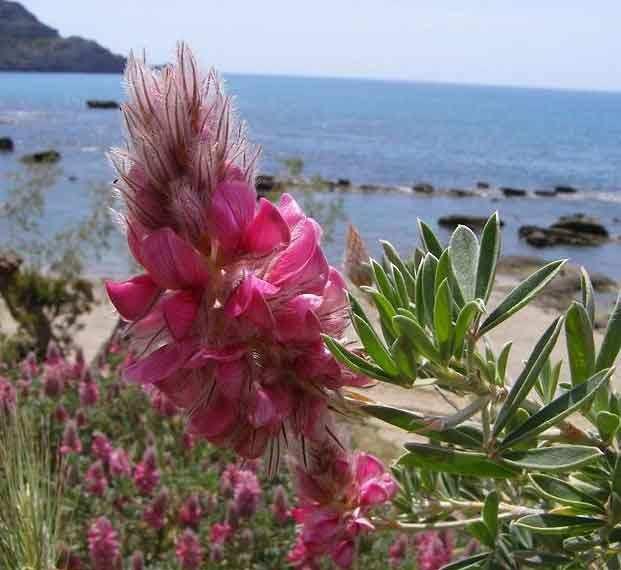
top-left (20, 0), bottom-right (621, 91)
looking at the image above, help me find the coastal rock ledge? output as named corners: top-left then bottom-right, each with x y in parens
top-left (0, 0), bottom-right (125, 73)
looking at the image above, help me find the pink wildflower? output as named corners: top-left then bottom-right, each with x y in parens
top-left (415, 530), bottom-right (454, 570)
top-left (179, 494), bottom-right (203, 529)
top-left (46, 340), bottom-right (61, 365)
top-left (85, 460), bottom-right (108, 497)
top-left (182, 430), bottom-right (196, 450)
top-left (79, 371), bottom-right (100, 407)
top-left (109, 447), bottom-right (132, 477)
top-left (290, 443), bottom-right (397, 569)
top-left (209, 543), bottom-right (224, 563)
top-left (130, 551), bottom-right (145, 570)
top-left (210, 522), bottom-right (233, 545)
top-left (106, 45), bottom-right (362, 461)
top-left (233, 469), bottom-right (261, 518)
top-left (134, 446), bottom-right (160, 495)
top-left (91, 432), bottom-right (112, 463)
top-left (143, 487), bottom-right (169, 530)
top-left (87, 517), bottom-right (120, 570)
top-left (75, 409), bottom-right (88, 428)
top-left (16, 377), bottom-right (31, 398)
top-left (0, 376), bottom-right (16, 414)
top-left (150, 388), bottom-right (177, 416)
top-left (60, 420), bottom-right (82, 455)
top-left (54, 404), bottom-right (69, 423)
top-left (271, 484), bottom-right (290, 524)
top-left (389, 534), bottom-right (409, 567)
top-left (20, 351), bottom-right (38, 378)
top-left (175, 529), bottom-right (204, 570)
top-left (42, 366), bottom-right (64, 398)
top-left (220, 463), bottom-right (239, 497)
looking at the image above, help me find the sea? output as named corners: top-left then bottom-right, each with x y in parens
top-left (1, 71), bottom-right (621, 281)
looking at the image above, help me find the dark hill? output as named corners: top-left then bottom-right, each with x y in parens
top-left (0, 1), bottom-right (125, 73)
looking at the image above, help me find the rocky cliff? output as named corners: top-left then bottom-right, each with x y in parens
top-left (0, 1), bottom-right (125, 73)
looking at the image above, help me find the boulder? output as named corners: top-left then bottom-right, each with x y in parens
top-left (501, 187), bottom-right (527, 197)
top-left (0, 136), bottom-right (14, 151)
top-left (555, 185), bottom-right (578, 194)
top-left (519, 214), bottom-right (609, 247)
top-left (438, 215), bottom-right (504, 231)
top-left (20, 149), bottom-right (61, 164)
top-left (534, 189), bottom-right (557, 197)
top-left (552, 214), bottom-right (609, 237)
top-left (336, 178), bottom-right (351, 187)
top-left (255, 174), bottom-right (277, 194)
top-left (413, 182), bottom-right (434, 194)
top-left (476, 181), bottom-right (490, 189)
top-left (86, 100), bottom-right (119, 109)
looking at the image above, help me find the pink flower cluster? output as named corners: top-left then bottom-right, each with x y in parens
top-left (105, 45), bottom-right (365, 460)
top-left (87, 516), bottom-right (120, 570)
top-left (289, 443), bottom-right (397, 568)
top-left (415, 530), bottom-right (455, 570)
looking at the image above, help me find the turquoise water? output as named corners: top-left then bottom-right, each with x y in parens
top-left (1, 72), bottom-right (621, 278)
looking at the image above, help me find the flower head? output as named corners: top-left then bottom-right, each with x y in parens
top-left (175, 529), bottom-right (203, 570)
top-left (110, 447), bottom-right (132, 478)
top-left (79, 372), bottom-right (100, 407)
top-left (179, 494), bottom-right (203, 529)
top-left (415, 530), bottom-right (454, 570)
top-left (271, 484), bottom-right (290, 524)
top-left (210, 522), bottom-right (233, 545)
top-left (91, 432), bottom-right (112, 464)
top-left (84, 460), bottom-right (108, 497)
top-left (87, 517), bottom-right (120, 570)
top-left (134, 446), bottom-right (160, 495)
top-left (389, 534), bottom-right (409, 567)
top-left (106, 45), bottom-right (361, 461)
top-left (233, 469), bottom-right (261, 518)
top-left (143, 487), bottom-right (169, 530)
top-left (60, 420), bottom-right (82, 455)
top-left (0, 376), bottom-right (16, 415)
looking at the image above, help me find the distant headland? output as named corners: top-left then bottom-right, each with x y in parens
top-left (0, 0), bottom-right (125, 73)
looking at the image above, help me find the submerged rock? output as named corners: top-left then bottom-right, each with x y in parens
top-left (413, 182), bottom-right (434, 194)
top-left (501, 187), bottom-right (527, 197)
top-left (0, 137), bottom-right (14, 151)
top-left (519, 214), bottom-right (609, 247)
top-left (86, 100), bottom-right (119, 109)
top-left (20, 149), bottom-right (61, 164)
top-left (438, 215), bottom-right (504, 231)
top-left (555, 185), bottom-right (578, 194)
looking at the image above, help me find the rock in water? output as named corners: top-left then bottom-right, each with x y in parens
top-left (476, 181), bottom-right (491, 189)
top-left (438, 215), bottom-right (504, 231)
top-left (519, 214), bottom-right (609, 247)
top-left (0, 137), bottom-right (13, 151)
top-left (86, 100), bottom-right (119, 109)
top-left (336, 178), bottom-right (351, 187)
top-left (501, 187), bottom-right (527, 197)
top-left (413, 182), bottom-right (434, 194)
top-left (554, 185), bottom-right (578, 194)
top-left (0, 0), bottom-right (125, 73)
top-left (20, 149), bottom-right (61, 164)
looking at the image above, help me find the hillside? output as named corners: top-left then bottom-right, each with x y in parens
top-left (0, 0), bottom-right (125, 73)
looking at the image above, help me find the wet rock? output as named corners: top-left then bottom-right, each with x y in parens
top-left (552, 214), bottom-right (608, 237)
top-left (255, 174), bottom-right (277, 195)
top-left (0, 137), bottom-right (14, 151)
top-left (449, 188), bottom-right (471, 198)
top-left (534, 189), bottom-right (557, 197)
top-left (476, 181), bottom-right (490, 189)
top-left (20, 149), bottom-right (61, 164)
top-left (519, 215), bottom-right (609, 247)
top-left (413, 182), bottom-right (434, 194)
top-left (86, 100), bottom-right (119, 109)
top-left (438, 215), bottom-right (504, 231)
top-left (336, 178), bottom-right (351, 187)
top-left (555, 185), bottom-right (578, 194)
top-left (67, 175), bottom-right (78, 182)
top-left (501, 187), bottom-right (527, 197)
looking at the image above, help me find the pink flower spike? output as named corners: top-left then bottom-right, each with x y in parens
top-left (175, 529), bottom-right (203, 570)
top-left (141, 228), bottom-right (209, 290)
top-left (88, 517), bottom-right (120, 570)
top-left (105, 274), bottom-right (159, 321)
top-left (210, 522), bottom-right (233, 545)
top-left (243, 198), bottom-right (290, 254)
top-left (209, 179), bottom-right (256, 253)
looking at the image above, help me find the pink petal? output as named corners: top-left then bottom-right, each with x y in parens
top-left (105, 274), bottom-right (159, 321)
top-left (331, 540), bottom-right (355, 569)
top-left (355, 453), bottom-right (385, 484)
top-left (215, 361), bottom-right (247, 400)
top-left (225, 275), bottom-right (277, 328)
top-left (163, 290), bottom-right (201, 340)
top-left (157, 370), bottom-right (206, 408)
top-left (359, 481), bottom-right (392, 506)
top-left (274, 295), bottom-right (322, 342)
top-left (243, 198), bottom-right (291, 254)
top-left (210, 180), bottom-right (256, 253)
top-left (266, 219), bottom-right (329, 295)
top-left (185, 345), bottom-right (247, 369)
top-left (233, 425), bottom-right (272, 459)
top-left (278, 193), bottom-right (305, 228)
top-left (302, 509), bottom-right (342, 545)
top-left (189, 392), bottom-right (238, 439)
top-left (141, 228), bottom-right (209, 290)
top-left (249, 386), bottom-right (276, 428)
top-left (124, 342), bottom-right (194, 385)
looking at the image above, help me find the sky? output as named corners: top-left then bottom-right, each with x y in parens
top-left (19, 1), bottom-right (621, 91)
